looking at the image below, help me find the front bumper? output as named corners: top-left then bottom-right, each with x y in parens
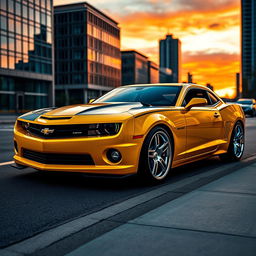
top-left (13, 120), bottom-right (142, 175)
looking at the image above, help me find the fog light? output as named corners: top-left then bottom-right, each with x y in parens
top-left (107, 149), bottom-right (122, 163)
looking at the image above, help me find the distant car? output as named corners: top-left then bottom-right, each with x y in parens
top-left (236, 98), bottom-right (256, 117)
top-left (14, 84), bottom-right (245, 183)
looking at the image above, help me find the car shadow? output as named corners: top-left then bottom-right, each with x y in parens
top-left (13, 156), bottom-right (226, 192)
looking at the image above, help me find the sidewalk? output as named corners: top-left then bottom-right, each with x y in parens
top-left (66, 162), bottom-right (256, 256)
top-left (0, 115), bottom-right (19, 124)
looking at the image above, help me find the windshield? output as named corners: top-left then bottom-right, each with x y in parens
top-left (237, 100), bottom-right (253, 104)
top-left (94, 86), bottom-right (182, 106)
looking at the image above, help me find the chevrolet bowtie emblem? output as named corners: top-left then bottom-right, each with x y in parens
top-left (41, 128), bottom-right (54, 135)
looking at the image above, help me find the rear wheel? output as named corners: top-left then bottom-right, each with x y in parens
top-left (220, 122), bottom-right (244, 162)
top-left (138, 126), bottom-right (172, 183)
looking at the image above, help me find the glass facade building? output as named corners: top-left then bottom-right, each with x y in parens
top-left (241, 0), bottom-right (256, 98)
top-left (148, 61), bottom-right (159, 84)
top-left (121, 50), bottom-right (148, 85)
top-left (159, 34), bottom-right (181, 83)
top-left (0, 0), bottom-right (54, 113)
top-left (54, 3), bottom-right (121, 106)
top-left (121, 50), bottom-right (158, 85)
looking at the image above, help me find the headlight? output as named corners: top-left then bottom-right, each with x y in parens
top-left (88, 123), bottom-right (121, 136)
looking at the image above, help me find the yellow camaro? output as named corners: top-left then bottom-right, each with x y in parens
top-left (14, 84), bottom-right (245, 182)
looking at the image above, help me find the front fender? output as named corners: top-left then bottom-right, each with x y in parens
top-left (133, 112), bottom-right (186, 162)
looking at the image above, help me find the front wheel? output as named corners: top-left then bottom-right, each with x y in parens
top-left (220, 122), bottom-right (244, 162)
top-left (138, 126), bottom-right (172, 183)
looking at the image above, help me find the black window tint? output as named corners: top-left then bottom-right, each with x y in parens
top-left (183, 89), bottom-right (211, 106)
top-left (94, 86), bottom-right (182, 106)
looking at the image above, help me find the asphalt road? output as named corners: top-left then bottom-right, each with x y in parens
top-left (0, 117), bottom-right (256, 248)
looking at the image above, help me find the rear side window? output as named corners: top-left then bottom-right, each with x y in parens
top-left (182, 89), bottom-right (211, 106)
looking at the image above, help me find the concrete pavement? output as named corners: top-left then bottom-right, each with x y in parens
top-left (66, 161), bottom-right (256, 256)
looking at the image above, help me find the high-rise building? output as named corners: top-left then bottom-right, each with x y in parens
top-left (236, 72), bottom-right (241, 98)
top-left (241, 0), bottom-right (256, 98)
top-left (54, 2), bottom-right (121, 106)
top-left (121, 50), bottom-right (158, 85)
top-left (148, 61), bottom-right (159, 84)
top-left (121, 50), bottom-right (148, 85)
top-left (0, 0), bottom-right (54, 113)
top-left (159, 34), bottom-right (181, 83)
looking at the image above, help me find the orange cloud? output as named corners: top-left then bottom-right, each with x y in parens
top-left (117, 4), bottom-right (239, 40)
top-left (182, 52), bottom-right (239, 95)
top-left (116, 1), bottom-right (240, 97)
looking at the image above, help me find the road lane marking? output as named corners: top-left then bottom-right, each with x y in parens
top-left (0, 161), bottom-right (14, 166)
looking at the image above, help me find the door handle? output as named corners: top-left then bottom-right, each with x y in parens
top-left (214, 113), bottom-right (220, 118)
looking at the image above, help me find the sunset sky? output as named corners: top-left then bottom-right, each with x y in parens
top-left (55, 0), bottom-right (240, 98)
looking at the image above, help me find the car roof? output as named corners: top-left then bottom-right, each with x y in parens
top-left (122, 83), bottom-right (208, 90)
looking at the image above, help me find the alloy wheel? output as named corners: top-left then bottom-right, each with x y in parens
top-left (147, 130), bottom-right (172, 180)
top-left (233, 123), bottom-right (244, 158)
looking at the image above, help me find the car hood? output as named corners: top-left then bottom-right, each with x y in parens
top-left (18, 102), bottom-right (173, 123)
top-left (42, 102), bottom-right (176, 117)
top-left (44, 102), bottom-right (144, 116)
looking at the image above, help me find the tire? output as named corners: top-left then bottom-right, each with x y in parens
top-left (219, 122), bottom-right (244, 162)
top-left (138, 126), bottom-right (173, 183)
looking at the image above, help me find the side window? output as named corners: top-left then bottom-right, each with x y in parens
top-left (207, 92), bottom-right (219, 105)
top-left (182, 89), bottom-right (211, 106)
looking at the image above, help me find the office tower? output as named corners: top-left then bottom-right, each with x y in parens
top-left (241, 0), bottom-right (256, 98)
top-left (148, 61), bottom-right (159, 84)
top-left (0, 0), bottom-right (54, 113)
top-left (54, 2), bottom-right (121, 106)
top-left (159, 34), bottom-right (181, 83)
top-left (121, 50), bottom-right (148, 85)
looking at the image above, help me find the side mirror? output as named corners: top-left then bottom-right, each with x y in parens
top-left (88, 98), bottom-right (95, 104)
top-left (185, 98), bottom-right (207, 110)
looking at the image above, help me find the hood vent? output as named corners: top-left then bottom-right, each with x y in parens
top-left (40, 116), bottom-right (72, 120)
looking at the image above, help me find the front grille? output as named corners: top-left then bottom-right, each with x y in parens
top-left (19, 121), bottom-right (121, 139)
top-left (22, 149), bottom-right (95, 165)
top-left (19, 121), bottom-right (96, 139)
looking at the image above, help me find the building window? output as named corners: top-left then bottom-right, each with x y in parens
top-left (0, 55), bottom-right (8, 68)
top-left (15, 2), bottom-right (21, 16)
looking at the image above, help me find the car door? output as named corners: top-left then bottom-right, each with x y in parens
top-left (182, 88), bottom-right (224, 159)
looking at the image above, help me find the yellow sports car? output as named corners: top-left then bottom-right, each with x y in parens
top-left (14, 84), bottom-right (245, 182)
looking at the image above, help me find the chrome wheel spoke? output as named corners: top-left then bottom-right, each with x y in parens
top-left (159, 141), bottom-right (169, 153)
top-left (152, 160), bottom-right (159, 176)
top-left (158, 157), bottom-right (167, 171)
top-left (155, 134), bottom-right (160, 148)
top-left (148, 149), bottom-right (155, 158)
